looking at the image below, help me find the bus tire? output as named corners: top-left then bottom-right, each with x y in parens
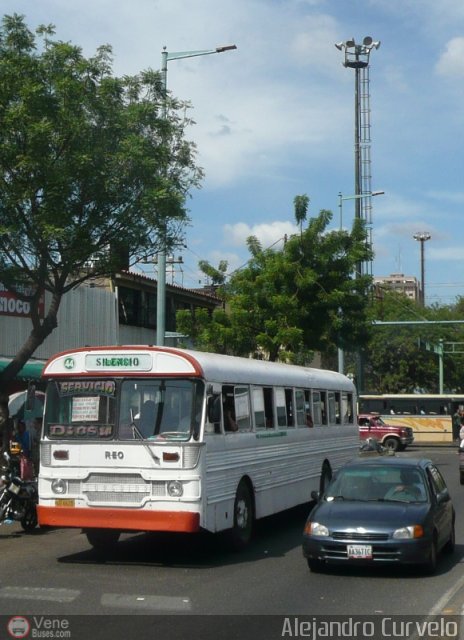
top-left (319, 463), bottom-right (332, 495)
top-left (383, 437), bottom-right (399, 452)
top-left (85, 528), bottom-right (120, 553)
top-left (228, 480), bottom-right (254, 550)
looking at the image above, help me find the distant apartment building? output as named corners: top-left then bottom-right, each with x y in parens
top-left (373, 273), bottom-right (420, 302)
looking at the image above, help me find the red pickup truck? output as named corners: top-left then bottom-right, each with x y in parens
top-left (358, 413), bottom-right (414, 452)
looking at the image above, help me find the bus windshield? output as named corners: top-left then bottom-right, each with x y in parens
top-left (44, 378), bottom-right (205, 442)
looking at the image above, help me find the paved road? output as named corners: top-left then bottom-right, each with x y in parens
top-left (0, 445), bottom-right (463, 639)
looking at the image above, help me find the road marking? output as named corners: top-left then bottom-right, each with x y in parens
top-left (428, 570), bottom-right (464, 616)
top-left (0, 586), bottom-right (80, 602)
top-left (101, 593), bottom-right (192, 611)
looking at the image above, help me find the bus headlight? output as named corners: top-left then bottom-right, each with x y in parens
top-left (51, 479), bottom-right (67, 495)
top-left (167, 480), bottom-right (183, 497)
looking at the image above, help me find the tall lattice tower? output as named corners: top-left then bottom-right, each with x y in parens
top-left (335, 37), bottom-right (380, 276)
top-left (359, 64), bottom-right (374, 275)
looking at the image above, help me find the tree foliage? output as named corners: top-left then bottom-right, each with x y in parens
top-left (0, 14), bottom-right (202, 389)
top-left (177, 207), bottom-right (373, 362)
top-left (0, 14), bottom-right (204, 445)
top-left (363, 290), bottom-right (464, 393)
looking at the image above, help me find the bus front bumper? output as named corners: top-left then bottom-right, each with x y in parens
top-left (37, 505), bottom-right (200, 533)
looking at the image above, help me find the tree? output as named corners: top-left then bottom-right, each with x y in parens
top-left (363, 290), bottom-right (464, 393)
top-left (293, 194), bottom-right (309, 237)
top-left (0, 15), bottom-right (203, 432)
top-left (178, 207), bottom-right (373, 362)
top-left (197, 259), bottom-right (228, 287)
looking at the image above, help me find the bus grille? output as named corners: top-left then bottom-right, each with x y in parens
top-left (67, 473), bottom-right (166, 504)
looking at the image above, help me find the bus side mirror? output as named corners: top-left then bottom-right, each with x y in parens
top-left (26, 383), bottom-right (36, 410)
top-left (207, 394), bottom-right (222, 424)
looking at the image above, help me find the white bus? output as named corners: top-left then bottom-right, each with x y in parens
top-left (37, 346), bottom-right (358, 551)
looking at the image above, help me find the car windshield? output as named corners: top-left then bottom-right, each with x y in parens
top-left (325, 465), bottom-right (428, 503)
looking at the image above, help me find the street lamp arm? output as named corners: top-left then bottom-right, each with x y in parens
top-left (340, 190), bottom-right (385, 202)
top-left (157, 43), bottom-right (237, 347)
top-left (165, 45), bottom-right (237, 62)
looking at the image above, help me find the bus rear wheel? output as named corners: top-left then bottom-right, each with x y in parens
top-left (228, 480), bottom-right (254, 550)
top-left (85, 528), bottom-right (120, 553)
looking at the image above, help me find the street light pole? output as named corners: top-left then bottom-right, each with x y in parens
top-left (336, 190), bottom-right (384, 376)
top-left (157, 44), bottom-right (237, 346)
top-left (338, 190), bottom-right (385, 231)
top-left (413, 232), bottom-right (431, 306)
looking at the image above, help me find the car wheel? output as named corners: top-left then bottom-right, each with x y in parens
top-left (85, 528), bottom-right (120, 553)
top-left (443, 521), bottom-right (455, 555)
top-left (307, 558), bottom-right (324, 573)
top-left (460, 471), bottom-right (464, 486)
top-left (383, 437), bottom-right (399, 452)
top-left (423, 537), bottom-right (438, 574)
top-left (227, 480), bottom-right (254, 550)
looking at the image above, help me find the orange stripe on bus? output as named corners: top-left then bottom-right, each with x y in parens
top-left (37, 506), bottom-right (200, 532)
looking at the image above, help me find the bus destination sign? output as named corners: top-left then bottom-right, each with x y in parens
top-left (85, 354), bottom-right (153, 372)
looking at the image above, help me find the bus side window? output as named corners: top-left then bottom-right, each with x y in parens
top-left (263, 387), bottom-right (274, 428)
top-left (285, 388), bottom-right (294, 427)
top-left (320, 391), bottom-right (327, 425)
top-left (295, 389), bottom-right (306, 426)
top-left (312, 391), bottom-right (322, 426)
top-left (252, 388), bottom-right (266, 430)
top-left (275, 388), bottom-right (287, 428)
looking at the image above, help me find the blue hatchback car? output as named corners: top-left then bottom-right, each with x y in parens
top-left (302, 457), bottom-right (455, 573)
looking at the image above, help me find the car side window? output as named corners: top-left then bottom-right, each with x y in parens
top-left (428, 465), bottom-right (446, 498)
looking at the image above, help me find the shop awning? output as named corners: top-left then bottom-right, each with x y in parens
top-left (0, 357), bottom-right (46, 381)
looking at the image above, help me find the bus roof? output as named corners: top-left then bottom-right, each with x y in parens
top-left (42, 345), bottom-right (355, 391)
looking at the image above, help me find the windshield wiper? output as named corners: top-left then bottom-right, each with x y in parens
top-left (131, 422), bottom-right (160, 465)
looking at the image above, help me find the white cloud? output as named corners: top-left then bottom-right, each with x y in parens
top-left (436, 37), bottom-right (464, 77)
top-left (224, 221), bottom-right (298, 248)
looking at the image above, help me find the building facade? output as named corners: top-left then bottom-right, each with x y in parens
top-left (373, 273), bottom-right (420, 302)
top-left (0, 271), bottom-right (221, 392)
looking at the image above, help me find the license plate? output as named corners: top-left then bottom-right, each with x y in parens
top-left (55, 499), bottom-right (75, 507)
top-left (347, 544), bottom-right (372, 559)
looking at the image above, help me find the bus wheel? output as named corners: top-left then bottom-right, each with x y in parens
top-left (319, 463), bottom-right (332, 495)
top-left (383, 437), bottom-right (399, 452)
top-left (85, 528), bottom-right (120, 553)
top-left (228, 480), bottom-right (254, 550)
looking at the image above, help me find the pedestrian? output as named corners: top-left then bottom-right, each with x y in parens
top-left (14, 419), bottom-right (32, 458)
top-left (31, 416), bottom-right (42, 475)
top-left (453, 409), bottom-right (461, 441)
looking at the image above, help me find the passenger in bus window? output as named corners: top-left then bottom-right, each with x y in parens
top-left (224, 400), bottom-right (238, 432)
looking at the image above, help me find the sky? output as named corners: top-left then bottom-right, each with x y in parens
top-left (3, 0), bottom-right (464, 305)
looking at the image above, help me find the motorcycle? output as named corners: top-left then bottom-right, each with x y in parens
top-left (0, 448), bottom-right (38, 531)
